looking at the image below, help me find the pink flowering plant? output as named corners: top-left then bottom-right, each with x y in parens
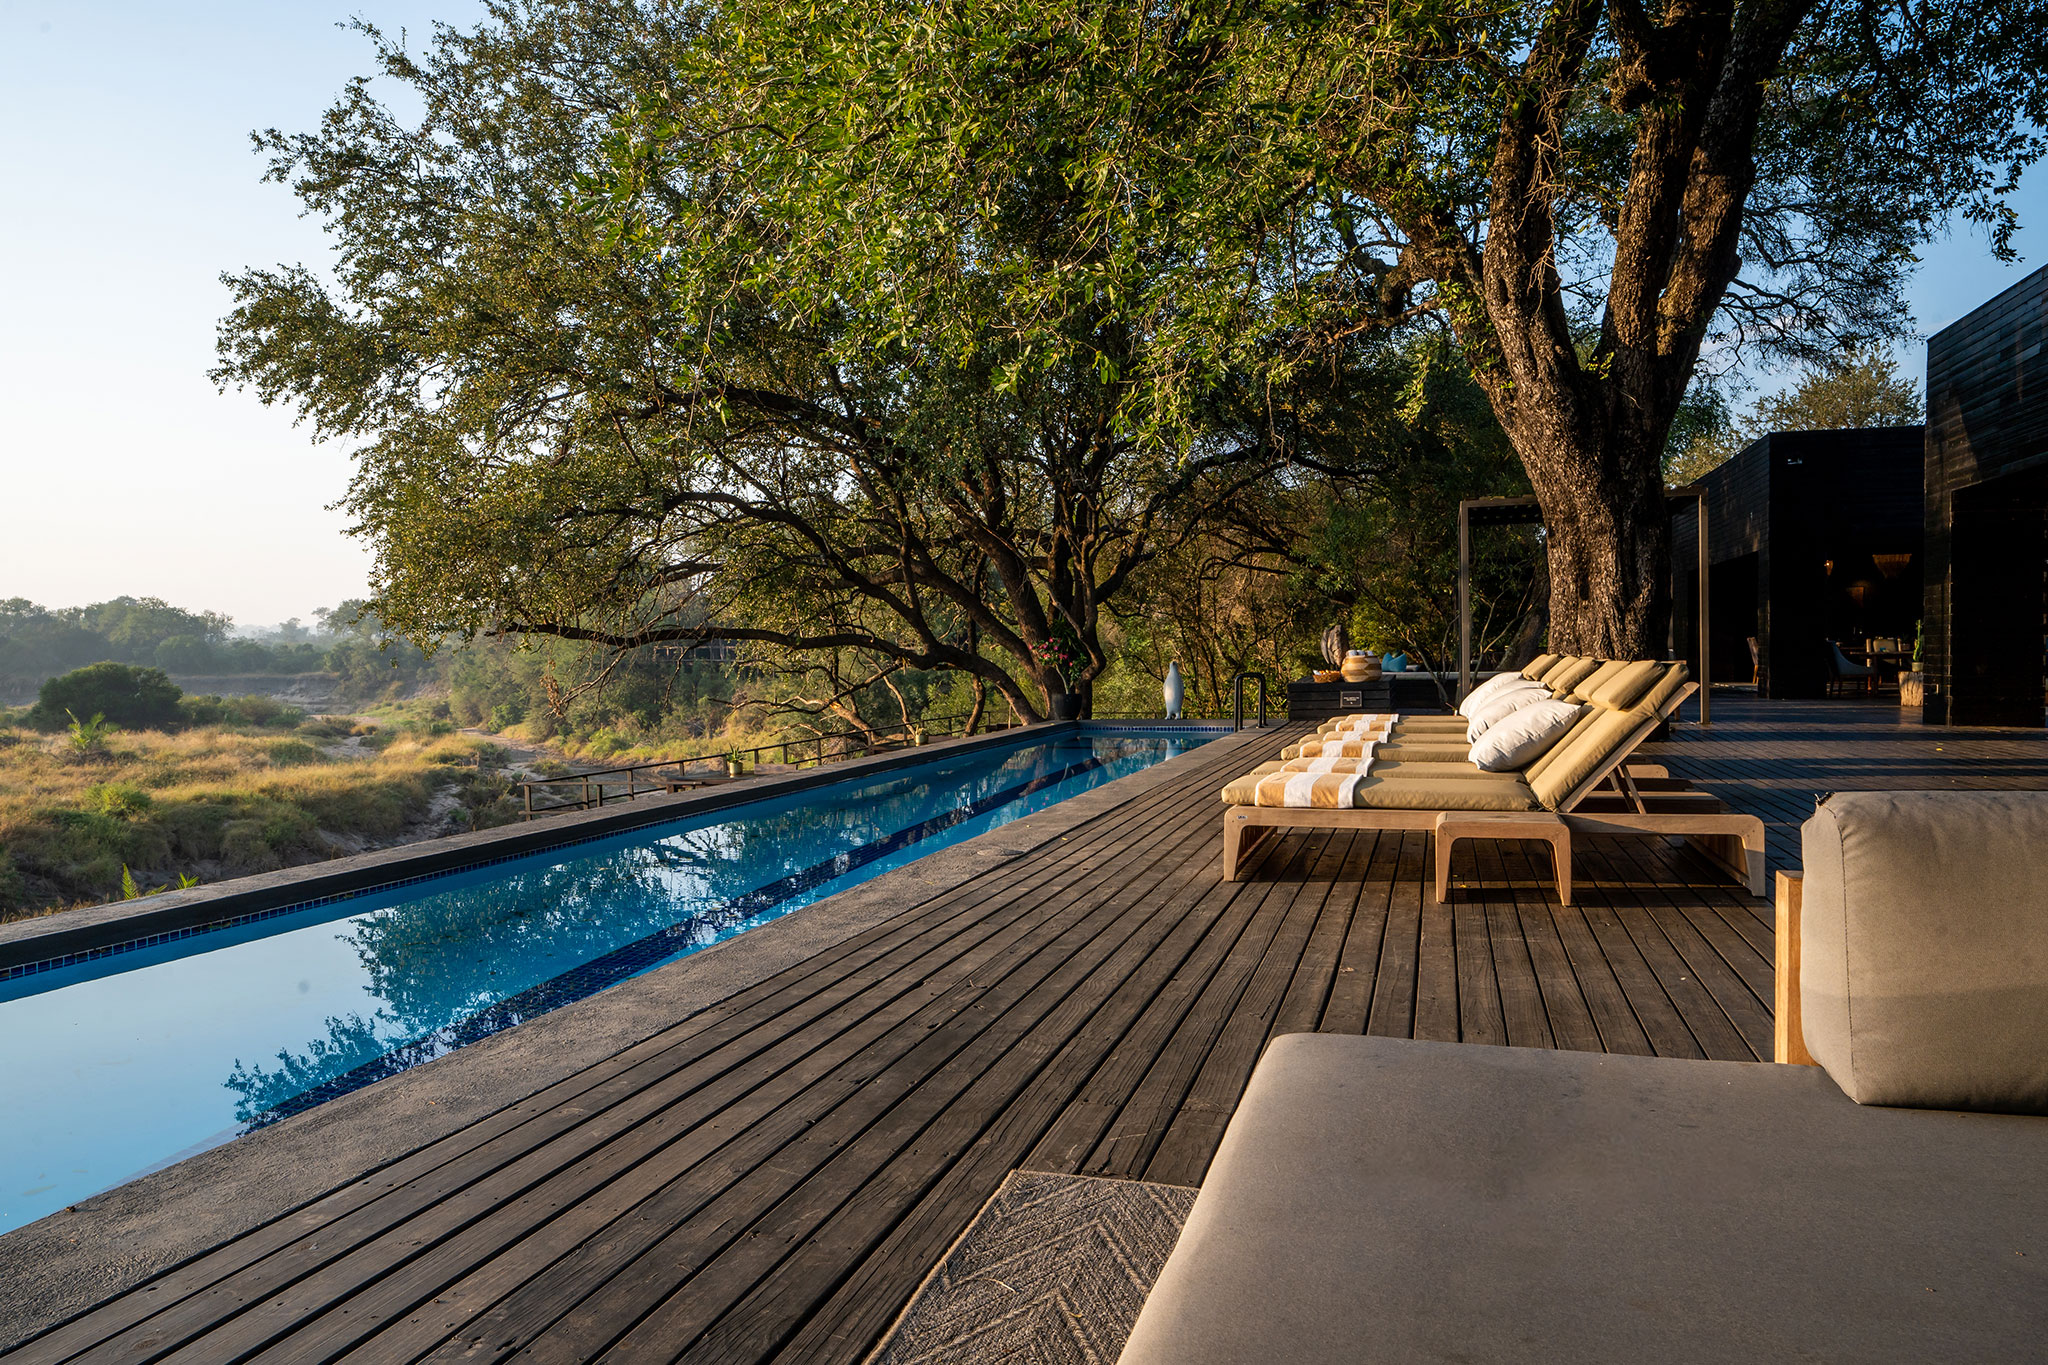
top-left (1032, 636), bottom-right (1084, 691)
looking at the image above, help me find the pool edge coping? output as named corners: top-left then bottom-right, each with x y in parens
top-left (0, 721), bottom-right (1273, 1351)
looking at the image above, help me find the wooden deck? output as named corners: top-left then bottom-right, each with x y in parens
top-left (18, 697), bottom-right (2048, 1364)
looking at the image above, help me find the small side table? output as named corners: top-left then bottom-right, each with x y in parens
top-left (1433, 811), bottom-right (1572, 906)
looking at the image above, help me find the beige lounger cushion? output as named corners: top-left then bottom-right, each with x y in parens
top-left (1526, 706), bottom-right (1643, 810)
top-left (1369, 760), bottom-right (1523, 780)
top-left (1354, 776), bottom-right (1539, 811)
top-left (1584, 659), bottom-right (1664, 710)
top-left (1542, 657), bottom-right (1602, 695)
top-left (1536, 655), bottom-right (1584, 689)
top-left (1634, 660), bottom-right (1691, 715)
top-left (1800, 791), bottom-right (2048, 1113)
top-left (1375, 743), bottom-right (1474, 762)
top-left (1562, 659), bottom-right (1627, 703)
top-left (1222, 768), bottom-right (1538, 811)
top-left (1520, 652), bottom-right (1561, 680)
top-left (1525, 663), bottom-right (1690, 809)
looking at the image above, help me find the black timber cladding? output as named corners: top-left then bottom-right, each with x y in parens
top-left (1925, 263), bottom-right (2048, 726)
top-left (1672, 427), bottom-right (1923, 697)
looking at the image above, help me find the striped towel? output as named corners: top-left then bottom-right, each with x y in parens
top-left (1293, 738), bottom-right (1380, 759)
top-left (1251, 743), bottom-right (1378, 806)
top-left (1279, 755), bottom-right (1371, 774)
top-left (1318, 712), bottom-right (1396, 733)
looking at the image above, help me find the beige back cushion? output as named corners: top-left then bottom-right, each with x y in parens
top-left (1564, 660), bottom-right (1627, 702)
top-left (1800, 792), bottom-right (2048, 1112)
top-left (1542, 657), bottom-right (1603, 696)
top-left (1584, 659), bottom-right (1664, 710)
top-left (1526, 707), bottom-right (1642, 810)
top-left (1634, 661), bottom-right (1690, 715)
top-left (1535, 655), bottom-right (1581, 688)
top-left (1520, 652), bottom-right (1561, 681)
top-left (1520, 707), bottom-right (1603, 785)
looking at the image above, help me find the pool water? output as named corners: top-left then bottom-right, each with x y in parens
top-left (0, 730), bottom-right (1214, 1234)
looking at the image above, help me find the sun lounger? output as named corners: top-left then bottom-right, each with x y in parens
top-left (1121, 791), bottom-right (2048, 1364)
top-left (1222, 660), bottom-right (1764, 901)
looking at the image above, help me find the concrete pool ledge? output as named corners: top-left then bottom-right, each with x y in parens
top-left (0, 721), bottom-right (1273, 1350)
top-left (0, 720), bottom-right (1223, 977)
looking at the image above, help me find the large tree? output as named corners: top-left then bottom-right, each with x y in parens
top-left (214, 2), bottom-right (1286, 723)
top-left (694, 0), bottom-right (2045, 655)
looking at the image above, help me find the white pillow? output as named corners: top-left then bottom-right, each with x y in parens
top-left (1470, 700), bottom-right (1584, 771)
top-left (1456, 673), bottom-right (1544, 719)
top-left (1465, 684), bottom-right (1553, 742)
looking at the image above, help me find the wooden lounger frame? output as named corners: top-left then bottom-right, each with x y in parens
top-left (1221, 681), bottom-right (1766, 901)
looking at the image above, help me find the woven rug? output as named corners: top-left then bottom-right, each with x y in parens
top-left (867, 1170), bottom-right (1199, 1365)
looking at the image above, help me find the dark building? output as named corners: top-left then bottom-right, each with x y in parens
top-left (1671, 428), bottom-right (1924, 698)
top-left (1923, 265), bottom-right (2048, 726)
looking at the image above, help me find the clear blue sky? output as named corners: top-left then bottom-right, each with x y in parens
top-left (0, 2), bottom-right (2041, 626)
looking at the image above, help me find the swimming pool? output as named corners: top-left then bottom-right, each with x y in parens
top-left (0, 729), bottom-right (1217, 1234)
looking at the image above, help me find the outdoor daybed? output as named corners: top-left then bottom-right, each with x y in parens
top-left (1121, 791), bottom-right (2048, 1363)
top-left (1218, 657), bottom-right (1764, 902)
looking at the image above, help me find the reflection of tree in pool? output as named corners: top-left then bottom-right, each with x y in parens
top-left (226, 1011), bottom-right (388, 1123)
top-left (341, 842), bottom-right (712, 1035)
top-left (223, 739), bottom-right (1120, 1124)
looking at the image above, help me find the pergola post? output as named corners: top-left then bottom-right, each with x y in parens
top-left (1455, 492), bottom-right (1711, 724)
top-left (1457, 502), bottom-right (1473, 702)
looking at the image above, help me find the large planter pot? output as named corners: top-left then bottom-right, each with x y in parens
top-left (1340, 652), bottom-right (1382, 683)
top-left (1048, 693), bottom-right (1084, 721)
top-left (1163, 662), bottom-right (1185, 719)
top-left (1900, 671), bottom-right (1926, 708)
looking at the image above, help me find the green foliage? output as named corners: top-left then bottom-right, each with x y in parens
top-left (36, 663), bottom-right (182, 730)
top-left (1667, 350), bottom-right (1925, 484)
top-left (179, 694), bottom-right (308, 729)
top-left (265, 739), bottom-right (325, 767)
top-left (66, 709), bottom-right (114, 756)
top-left (83, 783), bottom-right (153, 818)
top-left (1755, 352), bottom-right (1924, 432)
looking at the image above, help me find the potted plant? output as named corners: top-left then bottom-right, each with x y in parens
top-left (725, 749), bottom-right (750, 778)
top-left (1033, 636), bottom-right (1086, 721)
top-left (1900, 621), bottom-right (1926, 708)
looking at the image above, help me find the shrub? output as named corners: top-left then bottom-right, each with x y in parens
top-left (221, 694), bottom-right (303, 729)
top-left (82, 782), bottom-right (153, 818)
top-left (488, 701), bottom-right (525, 731)
top-left (67, 710), bottom-right (115, 757)
top-left (295, 717), bottom-right (355, 740)
top-left (35, 663), bottom-right (182, 730)
top-left (265, 739), bottom-right (324, 767)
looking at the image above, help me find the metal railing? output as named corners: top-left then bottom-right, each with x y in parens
top-left (1229, 672), bottom-right (1270, 730)
top-left (517, 709), bottom-right (1023, 819)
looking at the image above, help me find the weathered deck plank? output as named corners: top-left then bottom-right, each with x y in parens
top-left (21, 694), bottom-right (2048, 1365)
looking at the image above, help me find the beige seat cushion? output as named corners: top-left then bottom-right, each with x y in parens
top-left (1370, 760), bottom-right (1524, 781)
top-left (1119, 1035), bottom-right (2048, 1365)
top-left (1376, 742), bottom-right (1476, 762)
top-left (1800, 792), bottom-right (2048, 1113)
top-left (1353, 776), bottom-right (1538, 811)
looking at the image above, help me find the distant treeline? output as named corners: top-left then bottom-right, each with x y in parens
top-left (0, 596), bottom-right (443, 703)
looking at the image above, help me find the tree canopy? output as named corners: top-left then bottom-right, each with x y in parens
top-left (214, 0), bottom-right (2045, 713)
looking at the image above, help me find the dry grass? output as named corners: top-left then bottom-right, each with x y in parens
top-left (0, 721), bottom-right (519, 921)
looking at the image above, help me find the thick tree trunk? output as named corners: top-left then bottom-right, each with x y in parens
top-left (1522, 436), bottom-right (1671, 659)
